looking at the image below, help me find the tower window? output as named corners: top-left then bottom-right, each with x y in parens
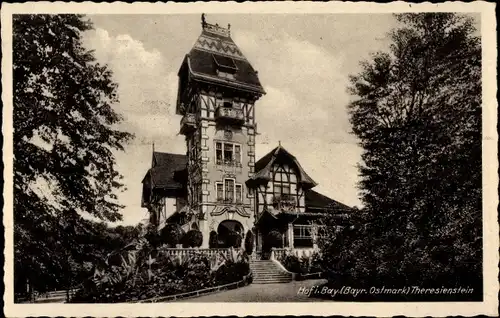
top-left (235, 184), bottom-right (242, 203)
top-left (224, 179), bottom-right (235, 203)
top-left (216, 141), bottom-right (241, 165)
top-left (224, 144), bottom-right (233, 163)
top-left (216, 179), bottom-right (243, 204)
top-left (212, 54), bottom-right (237, 74)
top-left (216, 183), bottom-right (224, 201)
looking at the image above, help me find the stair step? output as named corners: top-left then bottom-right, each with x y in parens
top-left (253, 280), bottom-right (292, 284)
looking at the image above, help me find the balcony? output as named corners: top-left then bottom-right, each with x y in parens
top-left (215, 106), bottom-right (245, 125)
top-left (180, 113), bottom-right (196, 135)
top-left (272, 195), bottom-right (296, 211)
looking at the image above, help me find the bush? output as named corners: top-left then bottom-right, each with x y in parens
top-left (280, 254), bottom-right (303, 273)
top-left (182, 230), bottom-right (203, 248)
top-left (214, 260), bottom-right (250, 285)
top-left (244, 230), bottom-right (254, 254)
top-left (160, 224), bottom-right (184, 247)
top-left (265, 230), bottom-right (283, 249)
top-left (209, 231), bottom-right (218, 248)
top-left (309, 251), bottom-right (323, 273)
top-left (227, 231), bottom-right (242, 248)
top-left (71, 243), bottom-right (250, 303)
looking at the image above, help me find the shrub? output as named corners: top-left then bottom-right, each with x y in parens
top-left (280, 254), bottom-right (303, 273)
top-left (214, 260), bottom-right (250, 285)
top-left (265, 230), bottom-right (283, 249)
top-left (71, 246), bottom-right (249, 303)
top-left (209, 231), bottom-right (218, 248)
top-left (182, 230), bottom-right (203, 248)
top-left (160, 224), bottom-right (184, 247)
top-left (227, 231), bottom-right (242, 248)
top-left (244, 230), bottom-right (254, 254)
top-left (309, 251), bottom-right (323, 273)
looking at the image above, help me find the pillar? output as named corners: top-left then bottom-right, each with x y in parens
top-left (200, 205), bottom-right (209, 248)
top-left (288, 223), bottom-right (294, 249)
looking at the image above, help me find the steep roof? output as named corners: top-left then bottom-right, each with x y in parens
top-left (305, 189), bottom-right (353, 212)
top-left (248, 145), bottom-right (317, 189)
top-left (180, 20), bottom-right (265, 94)
top-left (143, 152), bottom-right (187, 189)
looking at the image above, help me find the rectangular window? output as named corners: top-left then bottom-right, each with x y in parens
top-left (216, 183), bottom-right (223, 201)
top-left (234, 145), bottom-right (241, 164)
top-left (293, 225), bottom-right (314, 248)
top-left (224, 144), bottom-right (233, 164)
top-left (215, 141), bottom-right (241, 166)
top-left (225, 179), bottom-right (234, 203)
top-left (216, 142), bottom-right (222, 165)
top-left (235, 185), bottom-right (242, 203)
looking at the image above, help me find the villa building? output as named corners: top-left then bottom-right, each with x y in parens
top-left (141, 17), bottom-right (352, 258)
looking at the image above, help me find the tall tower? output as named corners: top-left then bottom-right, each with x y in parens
top-left (176, 15), bottom-right (265, 247)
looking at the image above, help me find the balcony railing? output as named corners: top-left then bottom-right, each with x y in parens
top-left (272, 196), bottom-right (296, 211)
top-left (215, 106), bottom-right (244, 124)
top-left (215, 159), bottom-right (242, 167)
top-left (180, 113), bottom-right (196, 135)
top-left (216, 197), bottom-right (243, 204)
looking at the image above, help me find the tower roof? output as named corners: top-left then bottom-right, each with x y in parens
top-left (179, 15), bottom-right (265, 95)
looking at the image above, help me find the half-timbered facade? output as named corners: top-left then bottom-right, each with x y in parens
top-left (141, 17), bottom-right (352, 256)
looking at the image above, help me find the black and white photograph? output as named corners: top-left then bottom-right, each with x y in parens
top-left (2, 1), bottom-right (498, 317)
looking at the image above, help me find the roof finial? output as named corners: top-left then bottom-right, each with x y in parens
top-left (278, 140), bottom-right (281, 147)
top-left (201, 13), bottom-right (206, 27)
top-left (152, 141), bottom-right (155, 153)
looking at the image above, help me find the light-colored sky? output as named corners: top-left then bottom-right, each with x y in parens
top-left (82, 14), bottom-right (398, 225)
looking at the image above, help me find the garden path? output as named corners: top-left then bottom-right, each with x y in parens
top-left (176, 279), bottom-right (329, 302)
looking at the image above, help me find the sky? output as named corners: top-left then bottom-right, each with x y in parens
top-left (81, 14), bottom-right (398, 225)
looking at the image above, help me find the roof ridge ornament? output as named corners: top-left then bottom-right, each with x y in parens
top-left (201, 14), bottom-right (231, 37)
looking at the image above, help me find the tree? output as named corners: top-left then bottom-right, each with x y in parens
top-left (264, 230), bottom-right (283, 250)
top-left (159, 224), bottom-right (184, 247)
top-left (182, 230), bottom-right (203, 248)
top-left (209, 231), bottom-right (219, 248)
top-left (244, 230), bottom-right (254, 255)
top-left (226, 231), bottom-right (243, 248)
top-left (13, 14), bottom-right (133, 297)
top-left (320, 13), bottom-right (481, 298)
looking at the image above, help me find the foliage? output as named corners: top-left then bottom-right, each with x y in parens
top-left (182, 230), bottom-right (203, 248)
top-left (13, 14), bottom-right (133, 296)
top-left (244, 230), bottom-right (254, 255)
top-left (226, 231), bottom-right (243, 248)
top-left (318, 13), bottom-right (481, 298)
top-left (71, 240), bottom-right (250, 303)
top-left (160, 224), bottom-right (185, 247)
top-left (280, 254), bottom-right (303, 273)
top-left (278, 251), bottom-right (323, 274)
top-left (209, 231), bottom-right (219, 248)
top-left (265, 230), bottom-right (283, 249)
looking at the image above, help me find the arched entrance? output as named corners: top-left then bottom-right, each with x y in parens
top-left (217, 220), bottom-right (244, 248)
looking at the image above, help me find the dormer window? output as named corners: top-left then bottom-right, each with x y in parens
top-left (213, 54), bottom-right (238, 74)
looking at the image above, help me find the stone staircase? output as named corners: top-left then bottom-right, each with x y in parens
top-left (250, 259), bottom-right (292, 284)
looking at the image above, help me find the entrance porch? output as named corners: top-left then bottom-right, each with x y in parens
top-left (254, 210), bottom-right (322, 260)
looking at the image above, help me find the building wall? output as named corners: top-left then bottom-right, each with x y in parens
top-left (188, 91), bottom-right (258, 247)
top-left (255, 163), bottom-right (306, 216)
